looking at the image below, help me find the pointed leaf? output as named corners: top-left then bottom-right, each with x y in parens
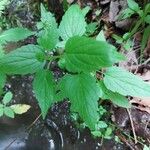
top-left (65, 36), bottom-right (125, 72)
top-left (4, 107), bottom-right (14, 118)
top-left (2, 92), bottom-right (13, 105)
top-left (38, 4), bottom-right (59, 50)
top-left (0, 44), bottom-right (45, 75)
top-left (104, 66), bottom-right (150, 97)
top-left (99, 81), bottom-right (131, 108)
top-left (59, 73), bottom-right (101, 130)
top-left (0, 28), bottom-right (34, 44)
top-left (127, 0), bottom-right (140, 12)
top-left (59, 5), bottom-right (86, 41)
top-left (33, 70), bottom-right (55, 118)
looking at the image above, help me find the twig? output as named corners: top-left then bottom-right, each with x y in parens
top-left (27, 113), bottom-right (42, 130)
top-left (127, 108), bottom-right (138, 144)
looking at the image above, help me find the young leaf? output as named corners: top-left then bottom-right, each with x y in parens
top-left (104, 66), bottom-right (150, 97)
top-left (0, 28), bottom-right (34, 44)
top-left (37, 28), bottom-right (59, 50)
top-left (64, 36), bottom-right (125, 73)
top-left (127, 0), bottom-right (140, 12)
top-left (99, 81), bottom-right (131, 108)
top-left (4, 107), bottom-right (14, 118)
top-left (59, 5), bottom-right (86, 41)
top-left (96, 121), bottom-right (108, 129)
top-left (0, 44), bottom-right (45, 75)
top-left (38, 4), bottom-right (59, 50)
top-left (10, 104), bottom-right (31, 114)
top-left (33, 70), bottom-right (55, 119)
top-left (59, 73), bottom-right (101, 130)
top-left (2, 92), bottom-right (13, 105)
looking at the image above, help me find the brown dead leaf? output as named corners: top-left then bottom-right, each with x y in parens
top-left (138, 70), bottom-right (150, 81)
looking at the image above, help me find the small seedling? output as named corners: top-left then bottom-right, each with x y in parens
top-left (118, 0), bottom-right (150, 61)
top-left (0, 91), bottom-right (31, 118)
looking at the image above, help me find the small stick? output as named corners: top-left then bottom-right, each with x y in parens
top-left (127, 108), bottom-right (138, 144)
top-left (27, 113), bottom-right (42, 130)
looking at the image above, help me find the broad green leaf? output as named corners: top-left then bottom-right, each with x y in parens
top-left (40, 4), bottom-right (57, 29)
top-left (99, 81), bottom-right (131, 108)
top-left (104, 66), bottom-right (150, 97)
top-left (59, 5), bottom-right (86, 41)
top-left (0, 107), bottom-right (3, 117)
top-left (127, 0), bottom-right (140, 12)
top-left (64, 36), bottom-right (125, 72)
top-left (96, 30), bottom-right (106, 42)
top-left (10, 104), bottom-right (31, 114)
top-left (38, 4), bottom-right (59, 50)
top-left (33, 70), bottom-right (55, 118)
top-left (4, 107), bottom-right (14, 118)
top-left (0, 28), bottom-right (34, 44)
top-left (0, 44), bottom-right (45, 75)
top-left (59, 73), bottom-right (101, 130)
top-left (2, 92), bottom-right (13, 105)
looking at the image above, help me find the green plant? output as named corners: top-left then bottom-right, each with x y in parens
top-left (117, 0), bottom-right (150, 61)
top-left (0, 27), bottom-right (35, 92)
top-left (0, 91), bottom-right (30, 118)
top-left (0, 4), bottom-right (150, 133)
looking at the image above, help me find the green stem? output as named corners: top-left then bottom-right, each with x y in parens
top-left (124, 18), bottom-right (143, 41)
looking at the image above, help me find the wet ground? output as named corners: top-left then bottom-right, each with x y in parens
top-left (0, 76), bottom-right (127, 150)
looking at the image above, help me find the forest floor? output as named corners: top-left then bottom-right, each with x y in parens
top-left (0, 0), bottom-right (150, 150)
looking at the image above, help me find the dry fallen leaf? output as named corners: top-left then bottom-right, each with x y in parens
top-left (10, 104), bottom-right (31, 114)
